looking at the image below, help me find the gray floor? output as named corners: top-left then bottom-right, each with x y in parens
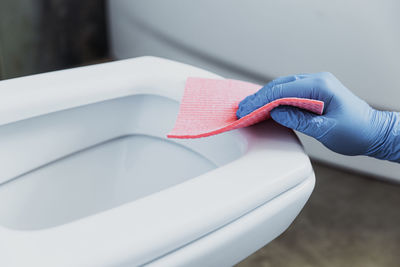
top-left (237, 161), bottom-right (400, 267)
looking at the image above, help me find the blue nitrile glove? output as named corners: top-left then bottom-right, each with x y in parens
top-left (237, 72), bottom-right (400, 162)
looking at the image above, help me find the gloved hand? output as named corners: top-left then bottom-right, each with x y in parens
top-left (237, 72), bottom-right (400, 162)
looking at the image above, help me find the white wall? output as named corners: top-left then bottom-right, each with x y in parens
top-left (108, 0), bottom-right (400, 181)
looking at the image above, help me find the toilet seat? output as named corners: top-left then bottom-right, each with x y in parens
top-left (0, 57), bottom-right (314, 266)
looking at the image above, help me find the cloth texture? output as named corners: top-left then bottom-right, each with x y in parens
top-left (167, 77), bottom-right (324, 139)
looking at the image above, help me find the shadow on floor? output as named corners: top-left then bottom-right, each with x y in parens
top-left (237, 161), bottom-right (400, 267)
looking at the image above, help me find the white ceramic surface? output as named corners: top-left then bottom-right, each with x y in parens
top-left (0, 57), bottom-right (314, 266)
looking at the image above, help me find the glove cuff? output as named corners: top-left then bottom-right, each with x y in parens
top-left (366, 111), bottom-right (400, 162)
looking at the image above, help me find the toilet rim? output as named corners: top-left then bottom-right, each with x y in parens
top-left (0, 57), bottom-right (313, 265)
top-left (0, 56), bottom-right (220, 127)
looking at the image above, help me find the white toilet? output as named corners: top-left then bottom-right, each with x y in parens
top-left (0, 57), bottom-right (315, 266)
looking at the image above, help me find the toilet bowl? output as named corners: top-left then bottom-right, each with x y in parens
top-left (0, 57), bottom-right (315, 266)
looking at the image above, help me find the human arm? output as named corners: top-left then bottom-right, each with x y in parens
top-left (236, 72), bottom-right (400, 162)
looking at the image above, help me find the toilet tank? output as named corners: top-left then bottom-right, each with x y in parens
top-left (107, 0), bottom-right (400, 181)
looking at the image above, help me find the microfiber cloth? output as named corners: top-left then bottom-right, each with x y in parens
top-left (167, 77), bottom-right (324, 139)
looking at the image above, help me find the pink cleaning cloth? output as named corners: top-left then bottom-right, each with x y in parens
top-left (167, 77), bottom-right (324, 139)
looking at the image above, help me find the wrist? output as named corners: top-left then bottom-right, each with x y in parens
top-left (365, 111), bottom-right (400, 162)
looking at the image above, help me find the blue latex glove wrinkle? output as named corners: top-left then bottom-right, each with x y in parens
top-left (237, 72), bottom-right (400, 162)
